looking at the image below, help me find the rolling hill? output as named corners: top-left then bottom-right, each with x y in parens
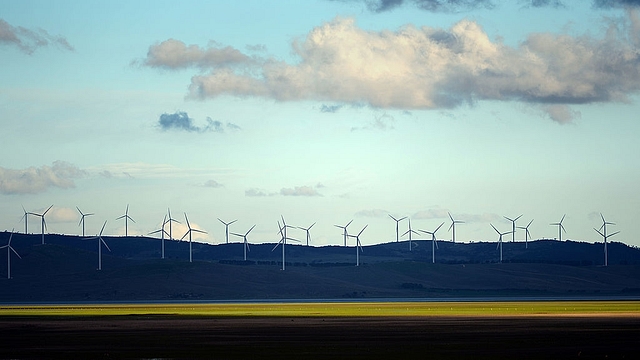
top-left (1, 232), bottom-right (640, 302)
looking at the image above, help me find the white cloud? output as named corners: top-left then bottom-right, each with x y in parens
top-left (355, 208), bottom-right (389, 217)
top-left (0, 161), bottom-right (85, 195)
top-left (144, 12), bottom-right (640, 121)
top-left (280, 186), bottom-right (322, 197)
top-left (142, 38), bottom-right (252, 69)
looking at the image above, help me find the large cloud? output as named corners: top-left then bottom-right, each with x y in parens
top-left (144, 11), bottom-right (640, 123)
top-left (0, 161), bottom-right (85, 195)
top-left (0, 18), bottom-right (73, 54)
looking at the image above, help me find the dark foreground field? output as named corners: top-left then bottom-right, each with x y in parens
top-left (1, 315), bottom-right (638, 359)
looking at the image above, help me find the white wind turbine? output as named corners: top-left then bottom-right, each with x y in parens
top-left (148, 215), bottom-right (170, 259)
top-left (595, 214), bottom-right (619, 267)
top-left (231, 225), bottom-right (255, 261)
top-left (491, 223), bottom-right (513, 263)
top-left (517, 219), bottom-right (534, 249)
top-left (550, 214), bottom-right (566, 241)
top-left (1, 231), bottom-right (21, 279)
top-left (448, 212), bottom-right (464, 243)
top-left (166, 208), bottom-right (181, 241)
top-left (297, 222), bottom-right (316, 246)
top-left (86, 221), bottom-right (110, 271)
top-left (32, 205), bottom-right (53, 245)
top-left (388, 215), bottom-right (407, 243)
top-left (504, 214), bottom-right (522, 242)
top-left (77, 207), bottom-right (94, 237)
top-left (20, 206), bottom-right (30, 234)
top-left (402, 219), bottom-right (420, 251)
top-left (273, 220), bottom-right (300, 271)
top-left (218, 218), bottom-right (237, 244)
top-left (181, 213), bottom-right (207, 263)
top-left (116, 204), bottom-right (135, 237)
top-left (347, 225), bottom-right (367, 266)
top-left (334, 219), bottom-right (353, 247)
top-left (421, 222), bottom-right (444, 264)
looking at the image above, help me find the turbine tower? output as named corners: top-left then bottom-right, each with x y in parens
top-left (77, 207), bottom-right (94, 237)
top-left (32, 205), bottom-right (53, 245)
top-left (550, 214), bottom-right (566, 241)
top-left (448, 212), bottom-right (464, 243)
top-left (20, 206), bottom-right (30, 234)
top-left (388, 215), bottom-right (407, 243)
top-left (180, 213), bottom-right (207, 263)
top-left (421, 222), bottom-right (444, 264)
top-left (116, 204), bottom-right (135, 237)
top-left (491, 223), bottom-right (513, 263)
top-left (218, 218), bottom-right (238, 244)
top-left (1, 231), bottom-right (21, 279)
top-left (148, 215), bottom-right (170, 259)
top-left (402, 219), bottom-right (420, 251)
top-left (297, 222), bottom-right (316, 246)
top-left (231, 225), bottom-right (255, 261)
top-left (504, 214), bottom-right (522, 242)
top-left (273, 220), bottom-right (299, 271)
top-left (86, 221), bottom-right (110, 271)
top-left (517, 219), bottom-right (534, 249)
top-left (347, 225), bottom-right (367, 266)
top-left (334, 220), bottom-right (353, 247)
top-left (166, 208), bottom-right (180, 241)
top-left (595, 214), bottom-right (618, 267)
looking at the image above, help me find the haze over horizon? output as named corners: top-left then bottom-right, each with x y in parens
top-left (2, 0), bottom-right (639, 248)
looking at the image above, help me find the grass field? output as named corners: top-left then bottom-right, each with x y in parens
top-left (1, 300), bottom-right (638, 317)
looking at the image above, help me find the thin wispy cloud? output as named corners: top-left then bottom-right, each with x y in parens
top-left (203, 179), bottom-right (223, 188)
top-left (280, 186), bottom-right (322, 197)
top-left (144, 10), bottom-right (640, 123)
top-left (0, 18), bottom-right (74, 54)
top-left (158, 111), bottom-right (240, 133)
top-left (0, 161), bottom-right (85, 195)
top-left (335, 0), bottom-right (640, 13)
top-left (355, 208), bottom-right (390, 217)
top-left (141, 38), bottom-right (252, 70)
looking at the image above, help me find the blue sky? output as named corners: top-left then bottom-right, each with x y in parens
top-left (2, 0), bottom-right (639, 251)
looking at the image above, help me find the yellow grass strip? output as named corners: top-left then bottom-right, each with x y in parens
top-left (0, 301), bottom-right (639, 317)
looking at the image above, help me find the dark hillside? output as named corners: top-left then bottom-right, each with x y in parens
top-left (1, 232), bottom-right (640, 302)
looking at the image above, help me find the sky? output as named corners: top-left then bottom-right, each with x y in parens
top-left (1, 0), bottom-right (640, 250)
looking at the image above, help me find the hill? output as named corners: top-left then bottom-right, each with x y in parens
top-left (1, 232), bottom-right (640, 302)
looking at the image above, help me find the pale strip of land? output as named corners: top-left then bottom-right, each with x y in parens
top-left (1, 301), bottom-right (639, 317)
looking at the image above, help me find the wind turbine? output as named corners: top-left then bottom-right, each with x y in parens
top-left (517, 219), bottom-right (534, 249)
top-left (148, 215), bottom-right (170, 259)
top-left (347, 225), bottom-right (367, 266)
top-left (1, 231), bottom-right (21, 279)
top-left (388, 215), bottom-right (407, 243)
top-left (273, 220), bottom-right (300, 271)
top-left (77, 207), bottom-right (94, 237)
top-left (166, 208), bottom-right (180, 241)
top-left (231, 225), bottom-right (255, 261)
top-left (180, 213), bottom-right (207, 263)
top-left (402, 219), bottom-right (420, 251)
top-left (595, 214), bottom-right (618, 267)
top-left (491, 223), bottom-right (513, 263)
top-left (448, 212), bottom-right (464, 243)
top-left (86, 221), bottom-right (110, 271)
top-left (20, 206), bottom-right (30, 234)
top-left (116, 204), bottom-right (135, 237)
top-left (504, 214), bottom-right (522, 242)
top-left (32, 205), bottom-right (53, 245)
top-left (550, 214), bottom-right (566, 241)
top-left (297, 222), bottom-right (316, 246)
top-left (421, 222), bottom-right (444, 264)
top-left (334, 220), bottom-right (353, 247)
top-left (218, 218), bottom-right (237, 244)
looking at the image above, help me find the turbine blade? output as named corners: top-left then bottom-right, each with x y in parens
top-left (515, 214), bottom-right (523, 221)
top-left (434, 222), bottom-right (444, 233)
top-left (101, 238), bottom-right (111, 252)
top-left (346, 219), bottom-right (353, 227)
top-left (358, 225), bottom-right (368, 236)
top-left (10, 247), bottom-right (21, 259)
top-left (490, 223), bottom-right (499, 234)
top-left (99, 221), bottom-right (107, 236)
top-left (43, 205), bottom-right (53, 215)
top-left (609, 231), bottom-right (620, 237)
top-left (246, 224), bottom-right (256, 235)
